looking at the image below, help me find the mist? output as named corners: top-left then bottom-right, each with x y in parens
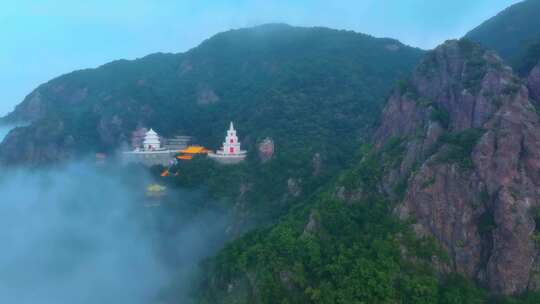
top-left (0, 161), bottom-right (228, 303)
top-left (0, 124), bottom-right (15, 141)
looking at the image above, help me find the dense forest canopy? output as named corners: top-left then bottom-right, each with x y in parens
top-left (1, 24), bottom-right (424, 226)
top-left (466, 0), bottom-right (540, 71)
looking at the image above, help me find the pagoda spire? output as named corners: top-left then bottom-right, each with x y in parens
top-left (208, 121), bottom-right (247, 164)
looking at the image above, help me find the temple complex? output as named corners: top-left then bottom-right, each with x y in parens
top-left (143, 129), bottom-right (161, 150)
top-left (122, 128), bottom-right (176, 166)
top-left (176, 146), bottom-right (209, 160)
top-left (123, 123), bottom-right (247, 167)
top-left (208, 122), bottom-right (247, 164)
top-left (164, 135), bottom-right (192, 150)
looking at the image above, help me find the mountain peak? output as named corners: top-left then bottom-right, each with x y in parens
top-left (373, 34), bottom-right (539, 295)
top-left (377, 36), bottom-right (522, 169)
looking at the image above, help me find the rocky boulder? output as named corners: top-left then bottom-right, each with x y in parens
top-left (257, 137), bottom-right (275, 163)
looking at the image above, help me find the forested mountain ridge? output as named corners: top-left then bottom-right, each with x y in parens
top-left (1, 24), bottom-right (423, 165)
top-left (0, 24), bottom-right (424, 233)
top-left (466, 0), bottom-right (540, 75)
top-left (198, 39), bottom-right (540, 303)
top-left (195, 7), bottom-right (540, 301)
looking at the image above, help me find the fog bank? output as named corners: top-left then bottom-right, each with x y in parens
top-left (0, 162), bottom-right (227, 303)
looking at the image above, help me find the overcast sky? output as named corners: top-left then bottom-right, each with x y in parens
top-left (1, 0), bottom-right (521, 115)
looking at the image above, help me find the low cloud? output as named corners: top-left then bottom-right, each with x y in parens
top-left (0, 161), bottom-right (227, 303)
top-left (0, 124), bottom-right (16, 142)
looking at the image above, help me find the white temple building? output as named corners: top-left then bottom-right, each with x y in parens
top-left (122, 129), bottom-right (176, 167)
top-left (208, 122), bottom-right (247, 164)
top-left (143, 129), bottom-right (161, 151)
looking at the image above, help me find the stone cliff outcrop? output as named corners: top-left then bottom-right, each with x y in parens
top-left (0, 120), bottom-right (75, 166)
top-left (528, 61), bottom-right (540, 103)
top-left (373, 40), bottom-right (540, 295)
top-left (257, 137), bottom-right (275, 163)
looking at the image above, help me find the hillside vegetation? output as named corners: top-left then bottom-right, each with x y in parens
top-left (196, 39), bottom-right (540, 303)
top-left (6, 9), bottom-right (540, 302)
top-left (197, 146), bottom-right (539, 304)
top-left (466, 0), bottom-right (540, 73)
top-left (1, 24), bottom-right (424, 227)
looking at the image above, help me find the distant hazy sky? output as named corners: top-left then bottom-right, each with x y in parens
top-left (1, 0), bottom-right (521, 115)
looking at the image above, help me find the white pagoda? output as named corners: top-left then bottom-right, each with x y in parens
top-left (208, 122), bottom-right (247, 164)
top-left (122, 128), bottom-right (175, 166)
top-left (143, 129), bottom-right (161, 151)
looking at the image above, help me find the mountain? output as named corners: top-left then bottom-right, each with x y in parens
top-left (466, 0), bottom-right (540, 74)
top-left (198, 39), bottom-right (540, 303)
top-left (1, 24), bottom-right (422, 165)
top-left (195, 6), bottom-right (540, 301)
top-left (0, 24), bottom-right (424, 232)
top-left (7, 6), bottom-right (540, 302)
top-left (374, 39), bottom-right (540, 295)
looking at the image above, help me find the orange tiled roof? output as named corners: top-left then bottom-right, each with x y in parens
top-left (179, 146), bottom-right (209, 154)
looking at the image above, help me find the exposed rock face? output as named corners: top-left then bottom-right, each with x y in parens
top-left (130, 127), bottom-right (148, 149)
top-left (7, 91), bottom-right (47, 122)
top-left (375, 40), bottom-right (540, 295)
top-left (5, 84), bottom-right (90, 123)
top-left (312, 152), bottom-right (322, 176)
top-left (0, 111), bottom-right (134, 164)
top-left (528, 61), bottom-right (540, 103)
top-left (97, 114), bottom-right (126, 148)
top-left (287, 178), bottom-right (302, 197)
top-left (385, 44), bottom-right (400, 51)
top-left (258, 137), bottom-right (275, 163)
top-left (225, 182), bottom-right (253, 237)
top-left (0, 78), bottom-right (152, 162)
top-left (0, 120), bottom-right (74, 166)
top-left (197, 86), bottom-right (220, 105)
top-left (302, 210), bottom-right (319, 235)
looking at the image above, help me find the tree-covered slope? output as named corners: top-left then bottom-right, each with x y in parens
top-left (0, 23), bottom-right (424, 231)
top-left (465, 0), bottom-right (540, 73)
top-left (1, 24), bottom-right (423, 165)
top-left (196, 39), bottom-right (540, 303)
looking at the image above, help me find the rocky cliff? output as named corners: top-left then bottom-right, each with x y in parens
top-left (0, 120), bottom-right (75, 165)
top-left (372, 39), bottom-right (540, 295)
top-left (528, 61), bottom-right (540, 103)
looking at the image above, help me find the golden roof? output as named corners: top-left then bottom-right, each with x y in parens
top-left (179, 146), bottom-right (209, 154)
top-left (147, 184), bottom-right (166, 192)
